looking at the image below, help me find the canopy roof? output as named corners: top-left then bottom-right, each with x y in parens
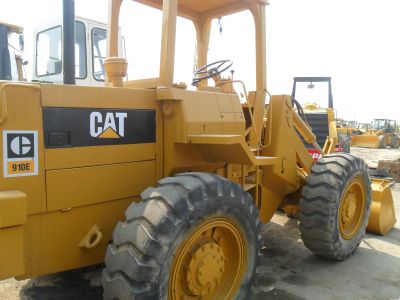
top-left (135, 0), bottom-right (268, 20)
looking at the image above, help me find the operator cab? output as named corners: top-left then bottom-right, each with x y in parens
top-left (372, 119), bottom-right (397, 133)
top-left (32, 17), bottom-right (124, 86)
top-left (106, 0), bottom-right (265, 94)
top-left (106, 0), bottom-right (267, 148)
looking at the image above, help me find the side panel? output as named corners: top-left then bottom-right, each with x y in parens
top-left (0, 83), bottom-right (46, 280)
top-left (0, 83), bottom-right (160, 279)
top-left (0, 84), bottom-right (46, 215)
top-left (23, 198), bottom-right (134, 278)
top-left (46, 160), bottom-right (155, 211)
top-left (0, 226), bottom-right (24, 279)
top-left (35, 84), bottom-right (158, 277)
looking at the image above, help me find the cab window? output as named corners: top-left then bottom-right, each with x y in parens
top-left (75, 21), bottom-right (87, 79)
top-left (36, 21), bottom-right (87, 78)
top-left (36, 26), bottom-right (62, 76)
top-left (92, 27), bottom-right (107, 81)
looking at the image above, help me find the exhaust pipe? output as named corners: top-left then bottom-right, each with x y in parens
top-left (63, 0), bottom-right (75, 84)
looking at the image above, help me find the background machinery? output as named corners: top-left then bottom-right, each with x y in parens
top-left (291, 76), bottom-right (350, 155)
top-left (353, 122), bottom-right (372, 135)
top-left (351, 118), bottom-right (399, 148)
top-left (0, 0), bottom-right (395, 299)
top-left (0, 21), bottom-right (25, 81)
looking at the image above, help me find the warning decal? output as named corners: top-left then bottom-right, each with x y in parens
top-left (3, 130), bottom-right (38, 177)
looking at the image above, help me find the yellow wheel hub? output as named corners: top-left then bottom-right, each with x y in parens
top-left (169, 217), bottom-right (247, 299)
top-left (339, 177), bottom-right (366, 240)
top-left (187, 242), bottom-right (225, 295)
top-left (341, 193), bottom-right (356, 225)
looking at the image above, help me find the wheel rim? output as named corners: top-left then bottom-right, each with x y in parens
top-left (339, 176), bottom-right (366, 240)
top-left (169, 217), bottom-right (247, 299)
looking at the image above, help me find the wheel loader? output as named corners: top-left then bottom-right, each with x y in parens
top-left (337, 120), bottom-right (360, 137)
top-left (350, 122), bottom-right (372, 135)
top-left (351, 118), bottom-right (399, 148)
top-left (0, 0), bottom-right (396, 299)
top-left (291, 76), bottom-right (350, 156)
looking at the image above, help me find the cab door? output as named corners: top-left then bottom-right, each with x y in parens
top-left (88, 22), bottom-right (108, 87)
top-left (34, 20), bottom-right (91, 86)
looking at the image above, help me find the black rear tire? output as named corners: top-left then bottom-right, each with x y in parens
top-left (102, 173), bottom-right (262, 299)
top-left (299, 153), bottom-right (371, 260)
top-left (391, 136), bottom-right (399, 149)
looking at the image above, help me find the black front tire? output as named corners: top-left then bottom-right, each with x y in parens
top-left (379, 135), bottom-right (386, 148)
top-left (102, 173), bottom-right (262, 299)
top-left (299, 153), bottom-right (371, 260)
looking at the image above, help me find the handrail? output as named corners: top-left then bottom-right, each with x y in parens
top-left (0, 83), bottom-right (41, 125)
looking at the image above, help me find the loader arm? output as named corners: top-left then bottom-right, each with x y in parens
top-left (257, 95), bottom-right (315, 222)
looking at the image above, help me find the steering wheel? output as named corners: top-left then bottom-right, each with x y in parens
top-left (192, 59), bottom-right (233, 86)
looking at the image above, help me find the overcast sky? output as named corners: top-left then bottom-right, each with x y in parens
top-left (1, 0), bottom-right (399, 123)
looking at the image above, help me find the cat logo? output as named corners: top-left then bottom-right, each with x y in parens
top-left (90, 112), bottom-right (127, 139)
top-left (3, 130), bottom-right (38, 177)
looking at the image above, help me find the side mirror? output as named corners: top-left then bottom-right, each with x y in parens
top-left (19, 34), bottom-right (24, 51)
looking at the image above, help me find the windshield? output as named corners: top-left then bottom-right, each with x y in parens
top-left (358, 123), bottom-right (370, 130)
top-left (347, 121), bottom-right (357, 128)
top-left (293, 81), bottom-right (330, 108)
top-left (372, 119), bottom-right (386, 129)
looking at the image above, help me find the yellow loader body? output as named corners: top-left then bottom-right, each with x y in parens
top-left (0, 0), bottom-right (396, 297)
top-left (351, 119), bottom-right (399, 148)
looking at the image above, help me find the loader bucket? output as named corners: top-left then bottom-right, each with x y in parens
top-left (367, 178), bottom-right (397, 235)
top-left (350, 135), bottom-right (380, 148)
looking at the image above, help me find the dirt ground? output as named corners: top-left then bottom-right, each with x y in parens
top-left (1, 147), bottom-right (399, 300)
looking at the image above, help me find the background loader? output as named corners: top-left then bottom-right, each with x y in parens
top-left (0, 0), bottom-right (395, 299)
top-left (351, 118), bottom-right (399, 148)
top-left (291, 76), bottom-right (350, 156)
top-left (352, 122), bottom-right (372, 135)
top-left (0, 21), bottom-right (25, 81)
